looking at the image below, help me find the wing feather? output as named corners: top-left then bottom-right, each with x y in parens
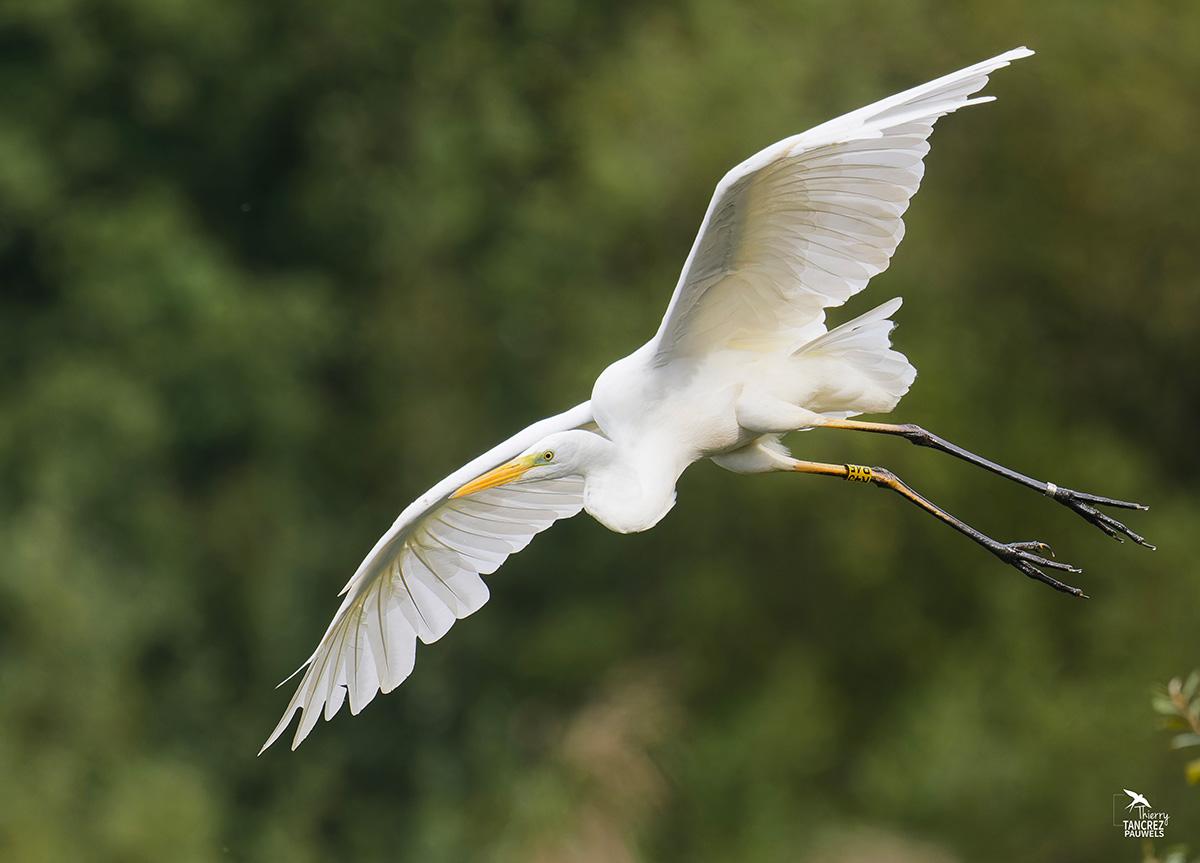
top-left (651, 48), bottom-right (1033, 361)
top-left (261, 401), bottom-right (594, 752)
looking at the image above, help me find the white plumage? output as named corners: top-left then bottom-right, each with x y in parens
top-left (652, 48), bottom-right (1032, 359)
top-left (264, 48), bottom-right (1037, 751)
top-left (262, 403), bottom-right (593, 751)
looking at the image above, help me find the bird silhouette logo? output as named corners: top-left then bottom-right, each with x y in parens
top-left (1124, 789), bottom-right (1152, 812)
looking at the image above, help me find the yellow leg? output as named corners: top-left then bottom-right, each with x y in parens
top-left (788, 459), bottom-right (1087, 597)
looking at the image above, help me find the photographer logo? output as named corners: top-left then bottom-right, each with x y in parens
top-left (1114, 789), bottom-right (1169, 839)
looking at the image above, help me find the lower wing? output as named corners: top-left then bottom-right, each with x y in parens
top-left (261, 401), bottom-right (595, 752)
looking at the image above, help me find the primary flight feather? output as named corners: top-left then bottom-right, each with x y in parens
top-left (263, 47), bottom-right (1151, 752)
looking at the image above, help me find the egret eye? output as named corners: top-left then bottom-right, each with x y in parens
top-left (542, 450), bottom-right (554, 462)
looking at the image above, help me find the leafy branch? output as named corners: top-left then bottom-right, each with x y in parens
top-left (1153, 671), bottom-right (1200, 786)
top-left (1139, 672), bottom-right (1200, 863)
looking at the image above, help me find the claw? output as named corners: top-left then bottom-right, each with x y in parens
top-left (993, 540), bottom-right (1086, 597)
top-left (1050, 486), bottom-right (1153, 549)
top-left (1055, 487), bottom-right (1148, 511)
top-left (1010, 540), bottom-right (1054, 557)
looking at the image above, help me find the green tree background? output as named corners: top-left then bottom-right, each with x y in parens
top-left (1, 1), bottom-right (1196, 860)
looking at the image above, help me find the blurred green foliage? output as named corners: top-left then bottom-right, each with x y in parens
top-left (1, 1), bottom-right (1197, 860)
top-left (1145, 671), bottom-right (1200, 863)
top-left (1154, 672), bottom-right (1200, 786)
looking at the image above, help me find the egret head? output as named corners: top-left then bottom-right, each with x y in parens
top-left (449, 430), bottom-right (609, 498)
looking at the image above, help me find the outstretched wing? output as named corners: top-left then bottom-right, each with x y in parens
top-left (650, 47), bottom-right (1033, 361)
top-left (262, 401), bottom-right (595, 752)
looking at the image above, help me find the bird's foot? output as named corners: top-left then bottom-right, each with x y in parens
top-left (989, 539), bottom-right (1087, 597)
top-left (1046, 485), bottom-right (1154, 549)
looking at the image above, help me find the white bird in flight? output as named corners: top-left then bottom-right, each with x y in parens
top-left (263, 47), bottom-right (1151, 752)
top-left (1124, 790), bottom-right (1152, 811)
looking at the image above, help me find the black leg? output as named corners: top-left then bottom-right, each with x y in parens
top-left (788, 459), bottom-right (1088, 597)
top-left (818, 419), bottom-right (1153, 549)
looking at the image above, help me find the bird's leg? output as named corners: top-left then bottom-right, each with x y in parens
top-left (816, 419), bottom-right (1153, 548)
top-left (788, 459), bottom-right (1087, 597)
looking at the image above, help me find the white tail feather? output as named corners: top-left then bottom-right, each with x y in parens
top-left (793, 298), bottom-right (916, 417)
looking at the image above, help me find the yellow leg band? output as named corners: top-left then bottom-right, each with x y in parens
top-left (845, 464), bottom-right (874, 483)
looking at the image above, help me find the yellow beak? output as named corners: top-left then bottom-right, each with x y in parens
top-left (450, 454), bottom-right (537, 499)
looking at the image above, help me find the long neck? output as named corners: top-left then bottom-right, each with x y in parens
top-left (580, 436), bottom-right (683, 534)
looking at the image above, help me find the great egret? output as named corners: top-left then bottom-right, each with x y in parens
top-left (263, 47), bottom-right (1150, 752)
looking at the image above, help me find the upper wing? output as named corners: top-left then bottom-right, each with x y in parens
top-left (650, 47), bottom-right (1033, 361)
top-left (262, 401), bottom-right (595, 752)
